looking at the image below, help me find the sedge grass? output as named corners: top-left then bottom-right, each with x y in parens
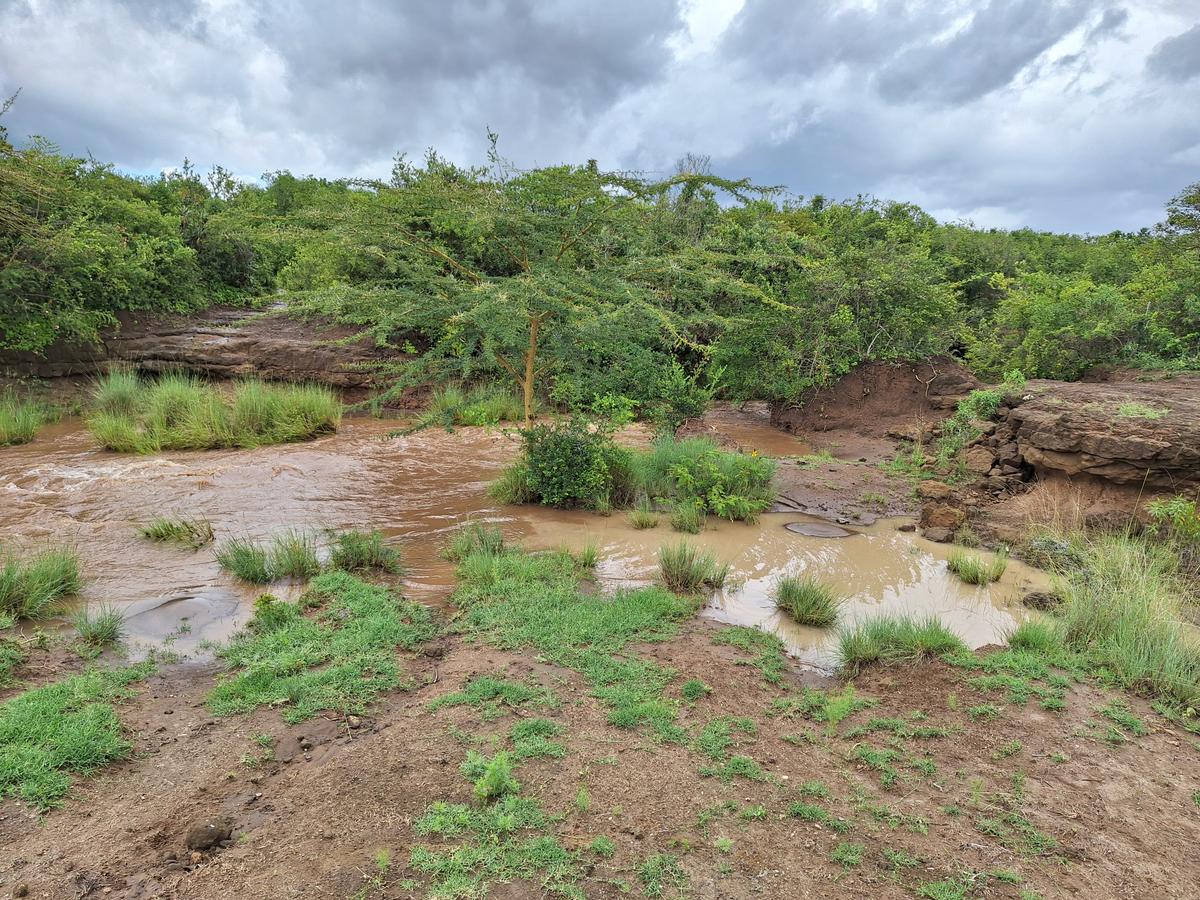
top-left (0, 392), bottom-right (43, 446)
top-left (837, 615), bottom-right (967, 676)
top-left (139, 516), bottom-right (214, 550)
top-left (69, 605), bottom-right (125, 651)
top-left (329, 528), bottom-right (403, 574)
top-left (658, 541), bottom-right (729, 594)
top-left (947, 548), bottom-right (1008, 585)
top-left (0, 546), bottom-right (82, 620)
top-left (776, 575), bottom-right (840, 628)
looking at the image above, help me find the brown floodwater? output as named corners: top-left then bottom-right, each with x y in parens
top-left (0, 418), bottom-right (1045, 668)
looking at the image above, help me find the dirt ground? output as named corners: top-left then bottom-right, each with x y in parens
top-left (2, 618), bottom-right (1198, 900)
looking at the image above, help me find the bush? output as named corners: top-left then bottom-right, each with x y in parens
top-left (837, 616), bottom-right (967, 675)
top-left (776, 576), bottom-right (839, 628)
top-left (659, 542), bottom-right (728, 594)
top-left (633, 437), bottom-right (775, 522)
top-left (86, 371), bottom-right (341, 452)
top-left (329, 529), bottom-right (403, 573)
top-left (946, 549), bottom-right (1008, 585)
top-left (0, 546), bottom-right (82, 620)
top-left (512, 418), bottom-right (635, 510)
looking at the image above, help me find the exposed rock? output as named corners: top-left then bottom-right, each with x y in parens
top-left (0, 305), bottom-right (399, 393)
top-left (963, 446), bottom-right (996, 475)
top-left (917, 480), bottom-right (953, 501)
top-left (184, 817), bottom-right (233, 852)
top-left (922, 527), bottom-right (953, 543)
top-left (920, 502), bottom-right (965, 530)
top-left (1004, 377), bottom-right (1200, 487)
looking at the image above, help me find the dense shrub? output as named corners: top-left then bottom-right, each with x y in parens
top-left (495, 418), bottom-right (635, 510)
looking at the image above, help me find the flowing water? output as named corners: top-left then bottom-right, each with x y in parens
top-left (0, 417), bottom-right (1045, 668)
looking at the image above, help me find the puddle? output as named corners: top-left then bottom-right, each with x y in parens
top-left (0, 418), bottom-right (1046, 667)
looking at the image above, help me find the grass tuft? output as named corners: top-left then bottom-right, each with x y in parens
top-left (215, 530), bottom-right (320, 583)
top-left (0, 391), bottom-right (45, 445)
top-left (139, 516), bottom-right (214, 550)
top-left (838, 615), bottom-right (967, 676)
top-left (658, 541), bottom-right (728, 594)
top-left (0, 546), bottom-right (82, 621)
top-left (69, 605), bottom-right (124, 651)
top-left (776, 575), bottom-right (839, 627)
top-left (328, 528), bottom-right (402, 574)
top-left (443, 521), bottom-right (506, 562)
top-left (947, 548), bottom-right (1008, 585)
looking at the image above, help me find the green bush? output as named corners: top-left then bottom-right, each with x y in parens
top-left (776, 576), bottom-right (839, 628)
top-left (634, 437), bottom-right (775, 522)
top-left (513, 418), bottom-right (635, 510)
top-left (85, 371), bottom-right (341, 452)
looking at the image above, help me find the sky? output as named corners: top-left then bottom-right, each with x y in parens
top-left (1, 0), bottom-right (1198, 234)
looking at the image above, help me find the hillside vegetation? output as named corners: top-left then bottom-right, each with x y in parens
top-left (4, 109), bottom-right (1199, 418)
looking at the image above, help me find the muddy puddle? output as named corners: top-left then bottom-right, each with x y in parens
top-left (0, 418), bottom-right (1045, 668)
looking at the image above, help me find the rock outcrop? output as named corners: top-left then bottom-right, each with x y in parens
top-left (0, 305), bottom-right (397, 391)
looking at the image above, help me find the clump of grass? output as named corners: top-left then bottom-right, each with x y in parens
top-left (0, 391), bottom-right (44, 445)
top-left (208, 571), bottom-right (437, 723)
top-left (831, 841), bottom-right (864, 868)
top-left (658, 541), bottom-right (728, 594)
top-left (69, 605), bottom-right (124, 651)
top-left (947, 548), bottom-right (1008, 585)
top-left (637, 852), bottom-right (687, 898)
top-left (429, 675), bottom-right (557, 721)
top-left (628, 498), bottom-right (659, 530)
top-left (776, 575), bottom-right (839, 627)
top-left (86, 370), bottom-right (341, 453)
top-left (215, 530), bottom-right (320, 583)
top-left (838, 615), bottom-right (967, 676)
top-left (1055, 533), bottom-right (1200, 708)
top-left (669, 502), bottom-right (706, 534)
top-left (406, 383), bottom-right (526, 433)
top-left (0, 661), bottom-right (152, 809)
top-left (1007, 618), bottom-right (1063, 654)
top-left (1117, 401), bottom-right (1168, 420)
top-left (443, 521), bottom-right (505, 561)
top-left (461, 749), bottom-right (521, 801)
top-left (328, 528), bottom-right (402, 573)
top-left (138, 516), bottom-right (214, 550)
top-left (0, 546), bottom-right (82, 620)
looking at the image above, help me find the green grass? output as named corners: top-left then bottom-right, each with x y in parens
top-left (658, 541), bottom-right (728, 594)
top-left (633, 436), bottom-right (776, 523)
top-left (86, 370), bottom-right (341, 453)
top-left (0, 391), bottom-right (44, 445)
top-left (509, 718), bottom-right (567, 759)
top-left (215, 530), bottom-right (321, 583)
top-left (830, 841), bottom-right (864, 868)
top-left (838, 615), bottom-right (967, 676)
top-left (138, 516), bottom-right (214, 550)
top-left (713, 626), bottom-right (787, 684)
top-left (429, 675), bottom-right (557, 721)
top-left (0, 661), bottom-right (152, 809)
top-left (681, 678), bottom-right (709, 701)
top-left (669, 502), bottom-right (706, 534)
top-left (1117, 401), bottom-right (1169, 420)
top-left (404, 382), bottom-right (526, 433)
top-left (69, 605), bottom-right (124, 651)
top-left (947, 548), bottom-right (1008, 585)
top-left (208, 571), bottom-right (437, 723)
top-left (628, 499), bottom-right (660, 530)
top-left (0, 545), bottom-right (82, 620)
top-left (637, 852), bottom-right (687, 898)
top-left (449, 531), bottom-right (697, 742)
top-left (788, 801), bottom-right (852, 832)
top-left (776, 575), bottom-right (839, 627)
top-left (328, 528), bottom-right (402, 574)
top-left (442, 520), bottom-right (506, 561)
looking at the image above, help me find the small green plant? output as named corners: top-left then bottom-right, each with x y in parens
top-left (429, 675), bottom-right (556, 721)
top-left (637, 852), bottom-right (686, 898)
top-left (882, 847), bottom-right (921, 870)
top-left (442, 521), bottom-right (506, 561)
top-left (463, 750), bottom-right (521, 802)
top-left (139, 516), bottom-right (214, 549)
top-left (328, 528), bottom-right (403, 573)
top-left (215, 530), bottom-right (320, 583)
top-left (830, 841), bottom-right (864, 868)
top-left (69, 605), bottom-right (124, 651)
top-left (589, 835), bottom-right (615, 858)
top-left (917, 877), bottom-right (970, 900)
top-left (799, 780), bottom-right (831, 799)
top-left (837, 615), bottom-right (967, 675)
top-left (576, 542), bottom-right (599, 570)
top-left (0, 391), bottom-right (44, 445)
top-left (947, 548), bottom-right (1008, 585)
top-left (629, 498), bottom-right (660, 530)
top-left (968, 703), bottom-right (1001, 721)
top-left (1117, 401), bottom-right (1169, 420)
top-left (775, 575), bottom-right (839, 628)
top-left (658, 541), bottom-right (728, 594)
top-left (0, 545), bottom-right (82, 621)
top-left (669, 501), bottom-right (705, 534)
top-left (214, 537), bottom-right (273, 583)
top-left (680, 678), bottom-right (710, 701)
top-left (993, 739), bottom-right (1023, 759)
top-left (714, 836), bottom-right (734, 853)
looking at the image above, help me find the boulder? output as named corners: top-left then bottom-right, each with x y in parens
top-left (963, 446), bottom-right (996, 475)
top-left (184, 816), bottom-right (233, 852)
top-left (922, 527), bottom-right (954, 543)
top-left (920, 502), bottom-right (965, 530)
top-left (917, 480), bottom-right (953, 501)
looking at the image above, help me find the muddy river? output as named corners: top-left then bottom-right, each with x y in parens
top-left (0, 417), bottom-right (1045, 669)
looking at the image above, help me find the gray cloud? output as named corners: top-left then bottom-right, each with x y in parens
top-left (1147, 23), bottom-right (1200, 81)
top-left (0, 0), bottom-right (1196, 233)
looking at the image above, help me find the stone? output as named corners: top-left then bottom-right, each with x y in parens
top-left (916, 480), bottom-right (953, 501)
top-left (920, 502), bottom-right (964, 530)
top-left (963, 446), bottom-right (996, 475)
top-left (12, 884), bottom-right (29, 898)
top-left (922, 527), bottom-right (953, 543)
top-left (897, 523), bottom-right (916, 532)
top-left (184, 817), bottom-right (233, 852)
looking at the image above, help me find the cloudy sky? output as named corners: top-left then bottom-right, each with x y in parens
top-left (1, 0), bottom-right (1198, 233)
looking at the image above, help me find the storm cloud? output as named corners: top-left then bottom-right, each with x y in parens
top-left (1, 0), bottom-right (1197, 232)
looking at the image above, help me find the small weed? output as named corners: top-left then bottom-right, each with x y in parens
top-left (575, 786), bottom-right (591, 812)
top-left (713, 626), bottom-right (787, 684)
top-left (1117, 401), bottom-right (1168, 420)
top-left (462, 750), bottom-right (520, 801)
top-left (882, 847), bottom-right (922, 870)
top-left (509, 717), bottom-right (566, 759)
top-left (699, 754), bottom-right (765, 783)
top-left (830, 841), bottom-right (864, 868)
top-left (993, 740), bottom-right (1022, 759)
top-left (799, 780), bottom-right (831, 799)
top-left (1098, 698), bottom-right (1147, 737)
top-left (429, 675), bottom-right (556, 721)
top-left (590, 835), bottom-right (615, 858)
top-left (738, 804), bottom-right (766, 821)
top-left (714, 836), bottom-right (734, 853)
top-left (694, 715), bottom-right (757, 761)
top-left (789, 802), bottom-right (852, 833)
top-left (968, 703), bottom-right (1000, 721)
top-left (917, 877), bottom-right (970, 900)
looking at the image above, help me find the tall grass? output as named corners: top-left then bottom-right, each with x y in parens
top-left (217, 530), bottom-right (322, 583)
top-left (632, 437), bottom-right (776, 523)
top-left (0, 392), bottom-right (43, 446)
top-left (329, 529), bottom-right (403, 574)
top-left (946, 548), bottom-right (1008, 585)
top-left (443, 522), bottom-right (506, 561)
top-left (70, 604), bottom-right (125, 651)
top-left (1053, 533), bottom-right (1200, 707)
top-left (837, 615), bottom-right (967, 675)
top-left (658, 541), bottom-right (728, 594)
top-left (86, 371), bottom-right (341, 453)
top-left (776, 575), bottom-right (839, 628)
top-left (0, 546), bottom-right (82, 620)
top-left (407, 383), bottom-right (526, 433)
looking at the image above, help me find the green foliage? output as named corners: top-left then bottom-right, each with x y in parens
top-left (509, 718), bottom-right (566, 759)
top-left (658, 542), bottom-right (729, 594)
top-left (442, 521), bottom-right (506, 561)
top-left (139, 516), bottom-right (214, 550)
top-left (1147, 496), bottom-right (1200, 542)
top-left (215, 530), bottom-right (320, 583)
top-left (634, 437), bottom-right (776, 523)
top-left (405, 382), bottom-right (526, 433)
top-left (712, 626), bottom-right (787, 684)
top-left (328, 528), bottom-right (403, 574)
top-left (0, 391), bottom-right (44, 445)
top-left (947, 549), bottom-right (1008, 585)
top-left (86, 371), bottom-right (341, 453)
top-left (429, 675), bottom-right (556, 721)
top-left (0, 662), bottom-right (152, 809)
top-left (788, 801), bottom-right (852, 832)
top-left (69, 605), bottom-right (124, 651)
top-left (838, 615), bottom-right (967, 675)
top-left (505, 417), bottom-right (636, 510)
top-left (461, 749), bottom-right (521, 801)
top-left (775, 575), bottom-right (840, 627)
top-left (208, 571), bottom-right (437, 723)
top-left (0, 545), bottom-right (82, 620)
top-left (680, 678), bottom-right (710, 701)
top-left (830, 841), bottom-right (864, 868)
top-left (637, 852), bottom-right (687, 898)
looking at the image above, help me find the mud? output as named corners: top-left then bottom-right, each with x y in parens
top-left (1, 417), bottom-right (1036, 666)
